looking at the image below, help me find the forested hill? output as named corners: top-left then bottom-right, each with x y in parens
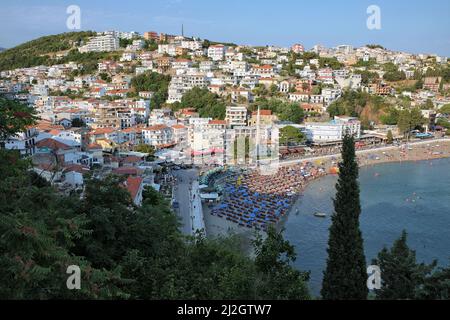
top-left (0, 31), bottom-right (95, 71)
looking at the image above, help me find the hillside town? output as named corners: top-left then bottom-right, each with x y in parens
top-left (1, 29), bottom-right (450, 207)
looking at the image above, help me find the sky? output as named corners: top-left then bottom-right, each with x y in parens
top-left (1, 0), bottom-right (449, 56)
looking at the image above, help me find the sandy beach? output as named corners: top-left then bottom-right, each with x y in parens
top-left (204, 138), bottom-right (450, 240)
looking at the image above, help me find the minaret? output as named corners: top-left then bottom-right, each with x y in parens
top-left (182, 24), bottom-right (184, 37)
top-left (255, 106), bottom-right (261, 164)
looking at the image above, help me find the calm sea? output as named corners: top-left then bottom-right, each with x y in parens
top-left (284, 157), bottom-right (450, 297)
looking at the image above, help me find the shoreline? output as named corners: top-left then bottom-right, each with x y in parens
top-left (204, 139), bottom-right (450, 239)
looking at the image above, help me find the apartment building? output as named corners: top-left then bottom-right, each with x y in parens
top-left (208, 45), bottom-right (226, 61)
top-left (79, 34), bottom-right (119, 53)
top-left (158, 44), bottom-right (177, 56)
top-left (142, 125), bottom-right (174, 147)
top-left (1, 127), bottom-right (38, 157)
top-left (167, 74), bottom-right (208, 103)
top-left (181, 40), bottom-right (203, 51)
top-left (304, 117), bottom-right (361, 143)
top-left (225, 106), bottom-right (248, 127)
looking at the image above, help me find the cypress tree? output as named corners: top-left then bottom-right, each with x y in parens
top-left (321, 134), bottom-right (368, 300)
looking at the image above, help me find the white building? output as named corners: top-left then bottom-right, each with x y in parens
top-left (181, 40), bottom-right (203, 51)
top-left (208, 45), bottom-right (226, 61)
top-left (158, 44), bottom-right (177, 56)
top-left (305, 117), bottom-right (361, 142)
top-left (142, 125), bottom-right (174, 147)
top-left (2, 127), bottom-right (38, 157)
top-left (79, 34), bottom-right (119, 53)
top-left (167, 74), bottom-right (208, 103)
top-left (225, 106), bottom-right (248, 127)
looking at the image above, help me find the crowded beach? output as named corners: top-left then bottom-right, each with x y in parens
top-left (202, 139), bottom-right (450, 234)
top-left (206, 163), bottom-right (327, 232)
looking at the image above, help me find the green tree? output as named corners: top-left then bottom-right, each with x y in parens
top-left (131, 72), bottom-right (171, 109)
top-left (439, 104), bottom-right (450, 115)
top-left (397, 108), bottom-right (426, 138)
top-left (280, 126), bottom-right (306, 145)
top-left (372, 231), bottom-right (436, 300)
top-left (417, 264), bottom-right (450, 300)
top-left (134, 144), bottom-right (155, 156)
top-left (380, 107), bottom-right (399, 125)
top-left (71, 118), bottom-right (85, 127)
top-left (253, 227), bottom-right (310, 300)
top-left (252, 98), bottom-right (304, 123)
top-left (0, 97), bottom-right (37, 140)
top-left (178, 87), bottom-right (226, 120)
top-left (321, 134), bottom-right (368, 300)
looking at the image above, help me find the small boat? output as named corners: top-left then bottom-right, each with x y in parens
top-left (314, 212), bottom-right (327, 218)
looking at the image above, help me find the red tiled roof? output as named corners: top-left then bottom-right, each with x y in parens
top-left (251, 110), bottom-right (272, 116)
top-left (112, 167), bottom-right (141, 176)
top-left (208, 120), bottom-right (227, 125)
top-left (145, 124), bottom-right (168, 131)
top-left (125, 176), bottom-right (143, 201)
top-left (48, 129), bottom-right (61, 135)
top-left (121, 156), bottom-right (142, 164)
top-left (92, 127), bottom-right (115, 135)
top-left (63, 164), bottom-right (90, 174)
top-left (87, 143), bottom-right (102, 150)
top-left (36, 138), bottom-right (72, 151)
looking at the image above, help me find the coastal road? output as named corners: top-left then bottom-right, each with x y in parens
top-left (279, 137), bottom-right (450, 167)
top-left (172, 169), bottom-right (198, 236)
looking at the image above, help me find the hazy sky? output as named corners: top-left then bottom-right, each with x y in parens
top-left (1, 0), bottom-right (449, 55)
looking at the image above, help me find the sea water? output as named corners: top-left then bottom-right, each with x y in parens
top-left (284, 157), bottom-right (450, 297)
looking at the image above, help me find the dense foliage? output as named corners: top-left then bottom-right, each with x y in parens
top-left (252, 98), bottom-right (304, 124)
top-left (373, 231), bottom-right (450, 300)
top-left (321, 135), bottom-right (368, 300)
top-left (130, 72), bottom-right (171, 109)
top-left (173, 87), bottom-right (227, 120)
top-left (397, 107), bottom-right (426, 136)
top-left (0, 97), bottom-right (37, 140)
top-left (279, 126), bottom-right (306, 146)
top-left (0, 99), bottom-right (311, 300)
top-left (327, 90), bottom-right (385, 118)
top-left (0, 32), bottom-right (95, 71)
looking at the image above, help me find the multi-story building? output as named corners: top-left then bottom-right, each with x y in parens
top-left (79, 34), bottom-right (119, 53)
top-left (304, 117), bottom-right (361, 143)
top-left (142, 125), bottom-right (174, 147)
top-left (181, 40), bottom-right (203, 51)
top-left (167, 74), bottom-right (208, 103)
top-left (225, 106), bottom-right (248, 127)
top-left (252, 65), bottom-right (275, 77)
top-left (208, 45), bottom-right (226, 61)
top-left (317, 68), bottom-right (334, 85)
top-left (171, 124), bottom-right (188, 147)
top-left (1, 127), bottom-right (38, 157)
top-left (291, 44), bottom-right (305, 54)
top-left (423, 77), bottom-right (442, 92)
top-left (144, 31), bottom-right (158, 41)
top-left (158, 44), bottom-right (177, 56)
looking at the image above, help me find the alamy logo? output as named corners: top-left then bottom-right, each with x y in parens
top-left (367, 265), bottom-right (382, 290)
top-left (367, 5), bottom-right (382, 30)
top-left (66, 265), bottom-right (81, 290)
top-left (66, 5), bottom-right (81, 30)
